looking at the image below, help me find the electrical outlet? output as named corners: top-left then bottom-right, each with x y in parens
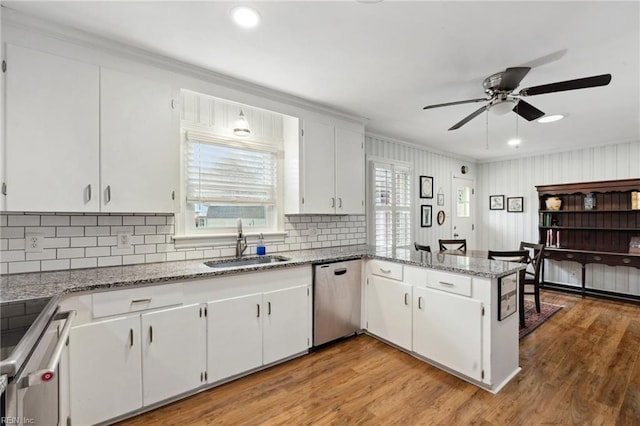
top-left (25, 233), bottom-right (44, 253)
top-left (117, 232), bottom-right (132, 249)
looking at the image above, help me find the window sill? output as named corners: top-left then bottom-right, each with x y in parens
top-left (172, 231), bottom-right (288, 250)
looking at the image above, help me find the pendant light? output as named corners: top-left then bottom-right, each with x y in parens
top-left (233, 109), bottom-right (251, 136)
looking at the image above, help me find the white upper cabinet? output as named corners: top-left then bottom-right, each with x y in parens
top-left (2, 45), bottom-right (179, 213)
top-left (4, 44), bottom-right (100, 212)
top-left (286, 118), bottom-right (365, 215)
top-left (100, 68), bottom-right (179, 213)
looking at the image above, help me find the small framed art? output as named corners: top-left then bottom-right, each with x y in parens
top-left (420, 176), bottom-right (433, 198)
top-left (507, 197), bottom-right (524, 213)
top-left (436, 210), bottom-right (445, 225)
top-left (421, 205), bottom-right (432, 227)
top-left (490, 195), bottom-right (504, 210)
top-left (437, 192), bottom-right (444, 206)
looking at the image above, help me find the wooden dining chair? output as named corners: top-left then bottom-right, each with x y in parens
top-left (439, 239), bottom-right (467, 252)
top-left (519, 241), bottom-right (545, 313)
top-left (414, 242), bottom-right (431, 253)
top-left (487, 250), bottom-right (529, 328)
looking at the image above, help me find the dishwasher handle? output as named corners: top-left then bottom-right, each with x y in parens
top-left (333, 268), bottom-right (347, 276)
top-left (18, 310), bottom-right (76, 389)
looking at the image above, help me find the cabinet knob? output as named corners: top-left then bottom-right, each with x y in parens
top-left (622, 258), bottom-right (631, 264)
top-left (593, 256), bottom-right (602, 261)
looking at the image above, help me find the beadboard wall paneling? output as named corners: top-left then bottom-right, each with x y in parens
top-left (0, 213), bottom-right (365, 274)
top-left (478, 141), bottom-right (640, 295)
top-left (365, 135), bottom-right (476, 250)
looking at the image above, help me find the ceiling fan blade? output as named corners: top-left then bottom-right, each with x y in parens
top-left (519, 74), bottom-right (612, 96)
top-left (498, 67), bottom-right (531, 91)
top-left (448, 105), bottom-right (489, 131)
top-left (513, 100), bottom-right (545, 121)
top-left (423, 98), bottom-right (487, 110)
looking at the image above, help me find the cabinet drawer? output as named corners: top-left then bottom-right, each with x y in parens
top-left (92, 283), bottom-right (183, 318)
top-left (426, 270), bottom-right (472, 297)
top-left (368, 260), bottom-right (403, 281)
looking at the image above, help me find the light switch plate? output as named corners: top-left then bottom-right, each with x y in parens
top-left (25, 233), bottom-right (44, 253)
top-left (117, 232), bottom-right (132, 249)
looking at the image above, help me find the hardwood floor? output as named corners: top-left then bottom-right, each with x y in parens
top-left (116, 291), bottom-right (640, 425)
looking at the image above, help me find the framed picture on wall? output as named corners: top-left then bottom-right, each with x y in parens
top-left (421, 205), bottom-right (432, 227)
top-left (437, 192), bottom-right (444, 206)
top-left (507, 197), bottom-right (524, 212)
top-left (420, 176), bottom-right (433, 198)
top-left (490, 195), bottom-right (505, 210)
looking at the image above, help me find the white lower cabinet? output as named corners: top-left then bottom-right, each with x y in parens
top-left (207, 285), bottom-right (310, 383)
top-left (141, 304), bottom-right (207, 405)
top-left (365, 275), bottom-right (412, 350)
top-left (413, 286), bottom-right (483, 381)
top-left (69, 315), bottom-right (142, 426)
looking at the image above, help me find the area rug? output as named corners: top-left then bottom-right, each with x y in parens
top-left (519, 300), bottom-right (563, 339)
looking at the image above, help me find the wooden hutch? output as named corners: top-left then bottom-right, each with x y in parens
top-left (536, 178), bottom-right (640, 302)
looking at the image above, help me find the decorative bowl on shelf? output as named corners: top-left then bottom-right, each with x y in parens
top-left (545, 197), bottom-right (562, 210)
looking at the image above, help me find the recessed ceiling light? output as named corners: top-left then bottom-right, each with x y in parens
top-left (231, 6), bottom-right (260, 28)
top-left (507, 138), bottom-right (521, 147)
top-left (537, 114), bottom-right (564, 123)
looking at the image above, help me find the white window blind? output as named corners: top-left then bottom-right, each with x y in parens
top-left (186, 136), bottom-right (277, 205)
top-left (371, 161), bottom-right (411, 249)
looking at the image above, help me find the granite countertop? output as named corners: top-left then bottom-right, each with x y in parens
top-left (0, 245), bottom-right (525, 302)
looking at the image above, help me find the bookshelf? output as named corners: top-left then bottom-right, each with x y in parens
top-left (536, 178), bottom-right (640, 302)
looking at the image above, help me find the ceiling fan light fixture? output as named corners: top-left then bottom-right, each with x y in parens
top-left (489, 99), bottom-right (516, 115)
top-left (233, 109), bottom-right (251, 136)
top-left (537, 114), bottom-right (564, 123)
top-left (230, 6), bottom-right (261, 28)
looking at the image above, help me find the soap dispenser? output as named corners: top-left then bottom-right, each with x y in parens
top-left (257, 233), bottom-right (266, 256)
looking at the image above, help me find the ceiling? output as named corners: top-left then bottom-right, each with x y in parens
top-left (4, 1), bottom-right (639, 161)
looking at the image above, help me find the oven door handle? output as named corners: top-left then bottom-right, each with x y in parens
top-left (18, 310), bottom-right (76, 389)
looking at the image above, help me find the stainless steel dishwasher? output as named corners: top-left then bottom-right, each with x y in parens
top-left (313, 259), bottom-right (362, 346)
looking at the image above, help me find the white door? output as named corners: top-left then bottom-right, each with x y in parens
top-left (451, 176), bottom-right (475, 249)
top-left (68, 316), bottom-right (142, 426)
top-left (335, 127), bottom-right (365, 214)
top-left (100, 68), bottom-right (179, 213)
top-left (301, 120), bottom-right (335, 213)
top-left (366, 275), bottom-right (413, 350)
top-left (141, 304), bottom-right (207, 406)
top-left (263, 286), bottom-right (310, 365)
top-left (207, 293), bottom-right (263, 383)
top-left (414, 287), bottom-right (483, 381)
top-left (5, 44), bottom-right (100, 212)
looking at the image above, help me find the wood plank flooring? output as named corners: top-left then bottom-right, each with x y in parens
top-left (116, 291), bottom-right (640, 425)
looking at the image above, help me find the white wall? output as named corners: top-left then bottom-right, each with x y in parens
top-left (477, 141), bottom-right (640, 295)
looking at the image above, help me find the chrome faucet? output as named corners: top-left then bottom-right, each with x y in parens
top-left (236, 219), bottom-right (248, 257)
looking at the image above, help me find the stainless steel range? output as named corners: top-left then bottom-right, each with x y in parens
top-left (1, 297), bottom-right (75, 426)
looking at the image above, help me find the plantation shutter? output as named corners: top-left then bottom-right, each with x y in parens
top-left (372, 161), bottom-right (411, 249)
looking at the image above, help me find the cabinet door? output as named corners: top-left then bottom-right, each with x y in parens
top-left (68, 316), bottom-right (142, 426)
top-left (207, 293), bottom-right (263, 383)
top-left (5, 44), bottom-right (99, 212)
top-left (335, 127), bottom-right (364, 214)
top-left (366, 275), bottom-right (412, 350)
top-left (301, 120), bottom-right (335, 213)
top-left (100, 68), bottom-right (179, 213)
top-left (263, 285), bottom-right (310, 365)
top-left (413, 287), bottom-right (483, 381)
top-left (141, 304), bottom-right (207, 406)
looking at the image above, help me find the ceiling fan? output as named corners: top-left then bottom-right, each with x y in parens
top-left (423, 67), bottom-right (612, 130)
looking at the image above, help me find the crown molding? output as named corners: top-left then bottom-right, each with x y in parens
top-left (1, 6), bottom-right (367, 126)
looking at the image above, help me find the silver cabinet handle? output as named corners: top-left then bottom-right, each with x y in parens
top-left (379, 268), bottom-right (391, 274)
top-left (339, 198), bottom-right (343, 208)
top-left (87, 184), bottom-right (92, 202)
top-left (105, 185), bottom-right (111, 203)
top-left (331, 197), bottom-right (335, 208)
top-left (18, 310), bottom-right (76, 389)
top-left (418, 296), bottom-right (423, 310)
top-left (200, 372), bottom-right (204, 382)
top-left (268, 301), bottom-right (272, 315)
top-left (171, 190), bottom-right (175, 200)
top-left (149, 325), bottom-right (153, 343)
top-left (131, 298), bottom-right (152, 304)
top-left (439, 281), bottom-right (454, 287)
top-left (257, 304), bottom-right (260, 317)
top-left (404, 293), bottom-right (409, 305)
top-left (129, 328), bottom-right (134, 347)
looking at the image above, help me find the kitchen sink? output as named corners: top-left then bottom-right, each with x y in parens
top-left (203, 255), bottom-right (291, 269)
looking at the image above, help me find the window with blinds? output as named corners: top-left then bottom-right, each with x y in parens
top-left (185, 134), bottom-right (278, 230)
top-left (371, 161), bottom-right (412, 249)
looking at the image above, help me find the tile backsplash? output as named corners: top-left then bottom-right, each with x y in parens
top-left (0, 213), bottom-right (366, 274)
